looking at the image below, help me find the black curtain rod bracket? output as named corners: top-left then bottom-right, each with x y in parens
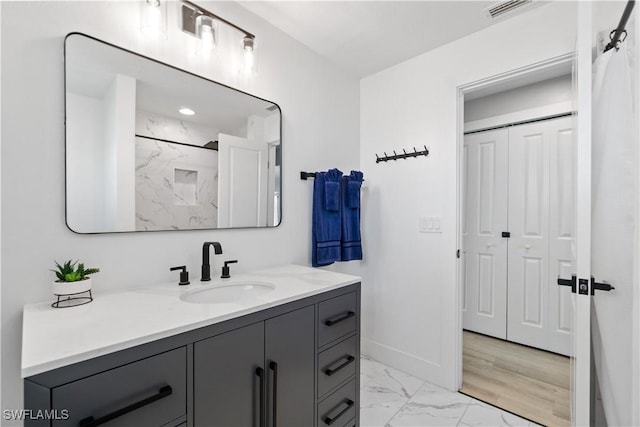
top-left (604, 0), bottom-right (635, 52)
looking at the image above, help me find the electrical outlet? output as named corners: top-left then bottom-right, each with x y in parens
top-left (419, 216), bottom-right (442, 233)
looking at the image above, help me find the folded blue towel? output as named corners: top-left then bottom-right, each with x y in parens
top-left (340, 171), bottom-right (364, 261)
top-left (312, 170), bottom-right (343, 267)
top-left (324, 168), bottom-right (342, 212)
top-left (346, 171), bottom-right (363, 208)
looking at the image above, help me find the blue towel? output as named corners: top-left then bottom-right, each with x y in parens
top-left (312, 169), bottom-right (343, 267)
top-left (324, 168), bottom-right (342, 212)
top-left (340, 171), bottom-right (364, 261)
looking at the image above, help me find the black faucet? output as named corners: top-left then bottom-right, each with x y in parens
top-left (201, 242), bottom-right (223, 281)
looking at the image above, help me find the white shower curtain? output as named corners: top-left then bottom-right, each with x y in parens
top-left (591, 41), bottom-right (637, 427)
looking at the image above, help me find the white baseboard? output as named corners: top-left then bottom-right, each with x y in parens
top-left (361, 337), bottom-right (451, 391)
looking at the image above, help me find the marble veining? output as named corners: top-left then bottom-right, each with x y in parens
top-left (360, 357), bottom-right (540, 427)
top-left (136, 109), bottom-right (220, 147)
top-left (135, 137), bottom-right (218, 230)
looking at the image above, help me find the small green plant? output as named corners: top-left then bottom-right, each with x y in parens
top-left (52, 260), bottom-right (100, 283)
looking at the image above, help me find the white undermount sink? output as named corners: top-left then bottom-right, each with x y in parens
top-left (180, 281), bottom-right (275, 304)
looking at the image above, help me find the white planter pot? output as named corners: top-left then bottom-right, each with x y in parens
top-left (52, 277), bottom-right (92, 296)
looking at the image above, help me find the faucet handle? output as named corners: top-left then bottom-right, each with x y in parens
top-left (170, 266), bottom-right (190, 286)
top-left (221, 260), bottom-right (238, 279)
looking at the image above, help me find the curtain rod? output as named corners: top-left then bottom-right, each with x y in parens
top-left (604, 0), bottom-right (635, 52)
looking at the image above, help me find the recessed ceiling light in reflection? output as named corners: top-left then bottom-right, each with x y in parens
top-left (179, 107), bottom-right (195, 116)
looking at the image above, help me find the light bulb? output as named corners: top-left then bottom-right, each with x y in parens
top-left (140, 0), bottom-right (167, 38)
top-left (196, 15), bottom-right (216, 56)
top-left (242, 36), bottom-right (256, 75)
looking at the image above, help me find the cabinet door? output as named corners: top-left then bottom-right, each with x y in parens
top-left (194, 322), bottom-right (264, 427)
top-left (265, 306), bottom-right (315, 427)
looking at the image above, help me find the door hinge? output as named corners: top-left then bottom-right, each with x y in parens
top-left (456, 249), bottom-right (461, 259)
top-left (501, 231), bottom-right (510, 238)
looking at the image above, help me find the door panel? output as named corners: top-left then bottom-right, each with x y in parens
top-left (463, 129), bottom-right (508, 339)
top-left (507, 117), bottom-right (574, 355)
top-left (218, 133), bottom-right (268, 228)
top-left (194, 322), bottom-right (265, 427)
top-left (265, 306), bottom-right (315, 427)
top-left (548, 119), bottom-right (575, 355)
top-left (507, 122), bottom-right (550, 350)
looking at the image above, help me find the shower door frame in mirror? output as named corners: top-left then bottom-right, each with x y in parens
top-left (455, 48), bottom-right (592, 425)
top-left (64, 33), bottom-right (282, 234)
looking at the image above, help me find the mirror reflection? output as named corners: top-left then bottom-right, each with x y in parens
top-left (65, 33), bottom-right (281, 233)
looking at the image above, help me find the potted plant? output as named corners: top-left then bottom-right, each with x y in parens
top-left (51, 260), bottom-right (99, 296)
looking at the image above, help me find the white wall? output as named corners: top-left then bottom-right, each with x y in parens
top-left (464, 74), bottom-right (571, 122)
top-left (1, 0), bottom-right (359, 417)
top-left (358, 1), bottom-right (578, 389)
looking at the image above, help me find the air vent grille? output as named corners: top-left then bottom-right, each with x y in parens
top-left (486, 0), bottom-right (532, 19)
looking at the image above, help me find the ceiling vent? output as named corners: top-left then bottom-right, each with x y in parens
top-left (485, 0), bottom-right (533, 19)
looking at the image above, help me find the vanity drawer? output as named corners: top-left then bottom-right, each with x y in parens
top-left (318, 292), bottom-right (357, 347)
top-left (318, 335), bottom-right (357, 397)
top-left (52, 347), bottom-right (187, 427)
top-left (318, 378), bottom-right (356, 427)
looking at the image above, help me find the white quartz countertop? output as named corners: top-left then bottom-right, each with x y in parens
top-left (22, 264), bottom-right (360, 378)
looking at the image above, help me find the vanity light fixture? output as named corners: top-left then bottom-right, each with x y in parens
top-left (195, 15), bottom-right (217, 55)
top-left (179, 107), bottom-right (196, 116)
top-left (181, 0), bottom-right (257, 73)
top-left (140, 0), bottom-right (167, 38)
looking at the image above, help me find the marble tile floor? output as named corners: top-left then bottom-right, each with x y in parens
top-left (360, 356), bottom-right (542, 427)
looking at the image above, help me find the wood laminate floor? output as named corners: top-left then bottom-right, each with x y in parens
top-left (460, 330), bottom-right (571, 427)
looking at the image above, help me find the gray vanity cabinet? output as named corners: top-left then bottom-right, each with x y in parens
top-left (194, 306), bottom-right (315, 427)
top-left (24, 283), bottom-right (360, 427)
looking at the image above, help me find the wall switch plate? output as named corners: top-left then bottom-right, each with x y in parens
top-left (419, 216), bottom-right (442, 233)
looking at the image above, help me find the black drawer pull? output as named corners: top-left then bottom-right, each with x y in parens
top-left (323, 399), bottom-right (354, 425)
top-left (79, 385), bottom-right (172, 427)
top-left (256, 367), bottom-right (265, 427)
top-left (269, 361), bottom-right (278, 427)
top-left (324, 355), bottom-right (355, 376)
top-left (324, 311), bottom-right (355, 327)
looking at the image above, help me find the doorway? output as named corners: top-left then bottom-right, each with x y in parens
top-left (456, 55), bottom-right (573, 426)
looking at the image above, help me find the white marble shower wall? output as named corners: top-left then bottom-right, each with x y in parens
top-left (134, 110), bottom-right (220, 230)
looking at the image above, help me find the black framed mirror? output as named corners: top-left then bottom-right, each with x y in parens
top-left (65, 33), bottom-right (281, 233)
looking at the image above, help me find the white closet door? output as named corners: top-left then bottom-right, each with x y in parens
top-left (507, 117), bottom-right (574, 355)
top-left (547, 117), bottom-right (575, 356)
top-left (463, 129), bottom-right (509, 339)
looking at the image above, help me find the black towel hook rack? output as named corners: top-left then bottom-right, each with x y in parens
top-left (376, 146), bottom-right (429, 163)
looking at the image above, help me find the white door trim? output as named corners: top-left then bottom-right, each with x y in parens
top-left (454, 52), bottom-right (574, 391)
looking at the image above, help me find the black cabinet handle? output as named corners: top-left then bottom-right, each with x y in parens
top-left (323, 399), bottom-right (354, 426)
top-left (256, 367), bottom-right (265, 427)
top-left (79, 385), bottom-right (172, 427)
top-left (324, 311), bottom-right (355, 326)
top-left (269, 361), bottom-right (278, 427)
top-left (324, 355), bottom-right (355, 376)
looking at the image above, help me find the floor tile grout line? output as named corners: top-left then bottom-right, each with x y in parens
top-left (456, 399), bottom-right (473, 427)
top-left (380, 378), bottom-right (426, 427)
